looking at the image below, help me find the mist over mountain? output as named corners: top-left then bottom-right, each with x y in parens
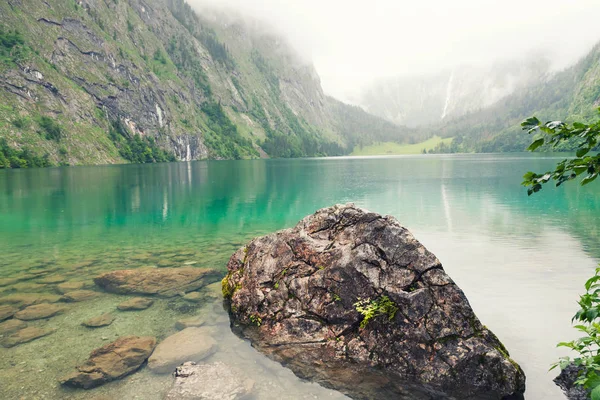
top-left (357, 56), bottom-right (552, 128)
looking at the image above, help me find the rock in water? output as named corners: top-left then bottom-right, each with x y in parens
top-left (117, 297), bottom-right (154, 311)
top-left (14, 303), bottom-right (66, 321)
top-left (60, 336), bottom-right (156, 389)
top-left (166, 362), bottom-right (254, 400)
top-left (1, 326), bottom-right (54, 347)
top-left (82, 313), bottom-right (115, 328)
top-left (554, 364), bottom-right (589, 400)
top-left (0, 319), bottom-right (27, 335)
top-left (61, 290), bottom-right (99, 302)
top-left (0, 305), bottom-right (17, 321)
top-left (222, 204), bottom-right (526, 399)
top-left (148, 327), bottom-right (217, 374)
top-left (94, 267), bottom-right (219, 297)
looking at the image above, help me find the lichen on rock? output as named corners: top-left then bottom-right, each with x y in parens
top-left (223, 204), bottom-right (526, 399)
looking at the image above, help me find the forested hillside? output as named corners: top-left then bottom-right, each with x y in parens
top-left (0, 0), bottom-right (412, 168)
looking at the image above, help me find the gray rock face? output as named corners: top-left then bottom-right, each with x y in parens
top-left (223, 204), bottom-right (526, 400)
top-left (554, 364), bottom-right (589, 400)
top-left (166, 361), bottom-right (254, 400)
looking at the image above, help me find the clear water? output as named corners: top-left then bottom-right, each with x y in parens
top-left (1, 154), bottom-right (599, 400)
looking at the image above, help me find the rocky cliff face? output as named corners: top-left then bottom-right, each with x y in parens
top-left (0, 0), bottom-right (411, 167)
top-left (223, 204), bottom-right (526, 399)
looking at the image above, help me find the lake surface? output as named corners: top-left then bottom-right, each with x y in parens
top-left (1, 153), bottom-right (599, 400)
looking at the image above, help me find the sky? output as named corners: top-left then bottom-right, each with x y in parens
top-left (193, 0), bottom-right (600, 102)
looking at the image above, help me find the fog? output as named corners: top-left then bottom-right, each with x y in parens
top-left (191, 0), bottom-right (600, 102)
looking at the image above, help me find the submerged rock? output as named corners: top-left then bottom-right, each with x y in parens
top-left (94, 267), bottom-right (219, 297)
top-left (554, 364), bottom-right (589, 400)
top-left (82, 313), bottom-right (115, 328)
top-left (15, 303), bottom-right (66, 321)
top-left (117, 297), bottom-right (154, 311)
top-left (174, 315), bottom-right (206, 330)
top-left (166, 361), bottom-right (254, 400)
top-left (0, 278), bottom-right (19, 287)
top-left (1, 326), bottom-right (54, 348)
top-left (56, 281), bottom-right (88, 294)
top-left (223, 204), bottom-right (526, 399)
top-left (60, 336), bottom-right (156, 389)
top-left (182, 291), bottom-right (204, 302)
top-left (0, 293), bottom-right (62, 307)
top-left (0, 319), bottom-right (27, 335)
top-left (37, 275), bottom-right (67, 284)
top-left (148, 327), bottom-right (217, 374)
top-left (0, 305), bottom-right (17, 321)
top-left (61, 290), bottom-right (99, 302)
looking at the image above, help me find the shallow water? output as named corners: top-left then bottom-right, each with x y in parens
top-left (1, 154), bottom-right (599, 399)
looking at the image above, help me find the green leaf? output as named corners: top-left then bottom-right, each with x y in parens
top-left (582, 174), bottom-right (598, 186)
top-left (574, 122), bottom-right (588, 129)
top-left (577, 147), bottom-right (591, 158)
top-left (527, 138), bottom-right (545, 152)
top-left (521, 117), bottom-right (540, 128)
top-left (591, 384), bottom-right (600, 400)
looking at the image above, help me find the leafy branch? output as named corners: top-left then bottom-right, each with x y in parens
top-left (521, 111), bottom-right (600, 195)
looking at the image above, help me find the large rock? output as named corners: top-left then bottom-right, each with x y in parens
top-left (15, 303), bottom-right (66, 321)
top-left (61, 290), bottom-right (99, 302)
top-left (148, 327), bottom-right (217, 374)
top-left (94, 267), bottom-right (219, 297)
top-left (222, 204), bottom-right (526, 399)
top-left (60, 336), bottom-right (156, 389)
top-left (166, 362), bottom-right (254, 400)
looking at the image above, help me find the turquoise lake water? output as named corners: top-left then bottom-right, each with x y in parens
top-left (1, 154), bottom-right (599, 399)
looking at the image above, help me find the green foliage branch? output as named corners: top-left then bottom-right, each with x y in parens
top-left (521, 110), bottom-right (600, 195)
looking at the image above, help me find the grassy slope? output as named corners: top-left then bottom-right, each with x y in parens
top-left (351, 136), bottom-right (453, 156)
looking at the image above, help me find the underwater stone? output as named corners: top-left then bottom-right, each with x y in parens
top-left (60, 336), bottom-right (156, 389)
top-left (223, 204), bottom-right (526, 399)
top-left (82, 313), bottom-right (115, 328)
top-left (148, 327), bottom-right (217, 374)
top-left (166, 361), bottom-right (254, 400)
top-left (94, 267), bottom-right (220, 297)
top-left (1, 326), bottom-right (54, 347)
top-left (117, 297), bottom-right (154, 311)
top-left (15, 303), bottom-right (66, 321)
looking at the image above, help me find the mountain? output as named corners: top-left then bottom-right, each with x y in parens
top-left (357, 57), bottom-right (551, 128)
top-left (0, 0), bottom-right (412, 168)
top-left (429, 42), bottom-right (600, 152)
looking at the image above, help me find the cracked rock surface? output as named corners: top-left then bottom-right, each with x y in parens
top-left (223, 204), bottom-right (526, 400)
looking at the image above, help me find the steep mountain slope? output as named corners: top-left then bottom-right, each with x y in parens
top-left (358, 58), bottom-right (551, 128)
top-left (430, 42), bottom-right (600, 152)
top-left (0, 0), bottom-right (411, 168)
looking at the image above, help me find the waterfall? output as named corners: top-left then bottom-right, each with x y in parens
top-left (441, 70), bottom-right (454, 120)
